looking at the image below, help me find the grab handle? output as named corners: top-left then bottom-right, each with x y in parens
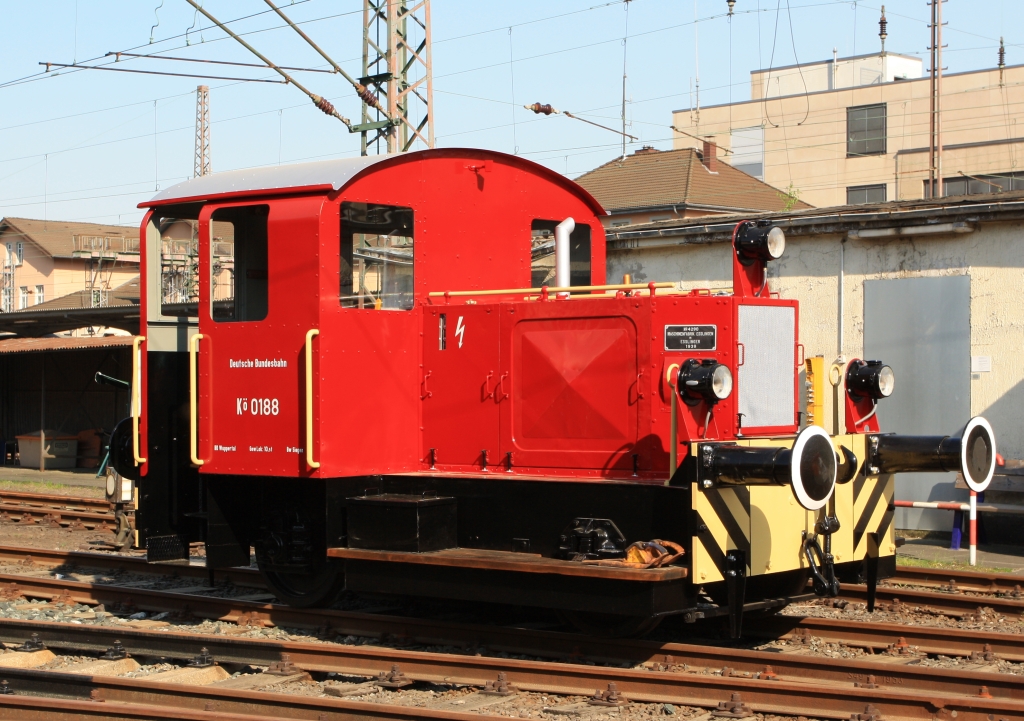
top-left (189, 332), bottom-right (205, 466)
top-left (132, 335), bottom-right (147, 466)
top-left (305, 329), bottom-right (320, 469)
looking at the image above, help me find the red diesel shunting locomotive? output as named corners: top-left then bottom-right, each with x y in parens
top-left (110, 148), bottom-right (995, 636)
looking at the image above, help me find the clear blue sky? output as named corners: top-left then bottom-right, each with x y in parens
top-left (0, 0), bottom-right (1016, 227)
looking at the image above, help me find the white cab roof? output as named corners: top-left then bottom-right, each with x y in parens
top-left (144, 154), bottom-right (393, 206)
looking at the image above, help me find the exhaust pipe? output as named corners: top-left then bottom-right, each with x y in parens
top-left (870, 416), bottom-right (997, 492)
top-left (697, 426), bottom-right (837, 511)
top-left (554, 217), bottom-right (575, 289)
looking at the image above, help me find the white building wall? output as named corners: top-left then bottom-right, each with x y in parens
top-left (608, 222), bottom-right (1024, 464)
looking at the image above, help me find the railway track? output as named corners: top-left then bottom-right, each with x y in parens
top-left (0, 616), bottom-right (1021, 721)
top-left (0, 545), bottom-right (1022, 720)
top-left (837, 581), bottom-right (1024, 616)
top-left (887, 565), bottom-right (1024, 597)
top-left (0, 544), bottom-right (1021, 653)
top-left (0, 490), bottom-right (125, 532)
top-left (0, 545), bottom-right (262, 589)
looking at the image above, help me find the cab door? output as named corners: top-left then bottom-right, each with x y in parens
top-left (194, 198), bottom-right (322, 476)
top-left (421, 305), bottom-right (501, 472)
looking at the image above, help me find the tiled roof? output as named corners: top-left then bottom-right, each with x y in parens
top-left (573, 147), bottom-right (813, 213)
top-left (0, 335), bottom-right (133, 354)
top-left (18, 276), bottom-right (140, 313)
top-left (0, 217), bottom-right (139, 259)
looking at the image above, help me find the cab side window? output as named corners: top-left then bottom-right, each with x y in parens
top-left (211, 205), bottom-right (268, 322)
top-left (530, 220), bottom-right (591, 288)
top-left (340, 202), bottom-right (414, 310)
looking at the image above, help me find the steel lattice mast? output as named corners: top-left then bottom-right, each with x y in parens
top-left (360, 0), bottom-right (433, 155)
top-left (194, 85), bottom-right (211, 177)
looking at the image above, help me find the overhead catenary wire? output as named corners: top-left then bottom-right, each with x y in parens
top-left (260, 0), bottom-right (387, 116)
top-left (181, 0), bottom-right (353, 129)
top-left (524, 103), bottom-right (638, 141)
top-left (104, 52), bottom-right (335, 75)
top-left (39, 62), bottom-right (287, 85)
top-left (4, 0), bottom-right (1015, 221)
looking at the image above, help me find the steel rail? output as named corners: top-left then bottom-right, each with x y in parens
top-left (0, 546), bottom-right (263, 588)
top-left (0, 567), bottom-right (1022, 664)
top-left (0, 491), bottom-right (114, 512)
top-left (753, 615), bottom-right (1024, 662)
top-left (0, 665), bottom-right (507, 721)
top-left (838, 582), bottom-right (1024, 616)
top-left (0, 695), bottom-right (281, 721)
top-left (888, 566), bottom-right (1024, 596)
top-left (0, 611), bottom-right (1021, 707)
top-left (0, 619), bottom-right (1020, 721)
top-left (0, 503), bottom-right (116, 530)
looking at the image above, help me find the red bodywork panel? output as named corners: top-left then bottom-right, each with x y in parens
top-left (137, 150), bottom-right (801, 484)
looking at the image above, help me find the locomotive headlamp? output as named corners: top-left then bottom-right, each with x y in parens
top-left (735, 221), bottom-right (786, 264)
top-left (846, 359), bottom-right (895, 400)
top-left (678, 358), bottom-right (733, 405)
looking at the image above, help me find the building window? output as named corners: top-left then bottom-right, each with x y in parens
top-left (19, 287), bottom-right (27, 310)
top-left (16, 243), bottom-right (23, 265)
top-left (35, 285), bottom-right (44, 305)
top-left (925, 172), bottom-right (1024, 198)
top-left (847, 184), bottom-right (887, 205)
top-left (341, 203), bottom-right (415, 310)
top-left (847, 104), bottom-right (886, 157)
top-left (609, 220), bottom-right (631, 227)
top-left (731, 126), bottom-right (765, 180)
top-left (211, 205), bottom-right (269, 322)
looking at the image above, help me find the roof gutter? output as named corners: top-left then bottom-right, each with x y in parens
top-left (607, 199), bottom-right (1024, 249)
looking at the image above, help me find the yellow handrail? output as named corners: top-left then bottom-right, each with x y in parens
top-left (132, 336), bottom-right (147, 466)
top-left (189, 333), bottom-right (205, 466)
top-left (428, 282), bottom-right (675, 298)
top-left (666, 363), bottom-right (680, 483)
top-left (305, 329), bottom-right (320, 470)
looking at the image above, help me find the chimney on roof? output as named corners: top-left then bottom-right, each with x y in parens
top-left (633, 145), bottom-right (659, 155)
top-left (701, 138), bottom-right (718, 172)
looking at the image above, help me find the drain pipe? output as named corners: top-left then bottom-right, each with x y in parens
top-left (555, 217), bottom-right (575, 290)
top-left (837, 238), bottom-right (845, 356)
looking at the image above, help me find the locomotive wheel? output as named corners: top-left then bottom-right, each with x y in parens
top-left (560, 611), bottom-right (663, 638)
top-left (255, 551), bottom-right (345, 608)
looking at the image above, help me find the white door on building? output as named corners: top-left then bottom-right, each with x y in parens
top-left (864, 275), bottom-right (971, 531)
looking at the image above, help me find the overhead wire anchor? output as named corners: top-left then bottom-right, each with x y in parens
top-left (182, 0), bottom-right (355, 130)
top-left (524, 103), bottom-right (637, 141)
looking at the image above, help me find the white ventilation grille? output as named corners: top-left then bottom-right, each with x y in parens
top-left (738, 305), bottom-right (796, 429)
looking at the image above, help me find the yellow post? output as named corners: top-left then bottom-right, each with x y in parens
top-left (805, 355), bottom-right (825, 430)
top-left (666, 364), bottom-right (680, 483)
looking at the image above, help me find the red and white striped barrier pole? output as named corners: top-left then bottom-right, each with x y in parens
top-left (969, 490), bottom-right (978, 566)
top-left (894, 499), bottom-right (986, 566)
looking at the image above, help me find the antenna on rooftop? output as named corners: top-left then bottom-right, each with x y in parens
top-left (878, 6), bottom-right (887, 55)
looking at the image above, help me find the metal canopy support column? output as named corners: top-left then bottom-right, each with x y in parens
top-left (360, 0), bottom-right (433, 155)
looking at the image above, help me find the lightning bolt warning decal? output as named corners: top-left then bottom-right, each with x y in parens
top-left (455, 316), bottom-right (466, 348)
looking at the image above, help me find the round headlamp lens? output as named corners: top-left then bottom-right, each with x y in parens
top-left (712, 364), bottom-right (733, 400)
top-left (877, 365), bottom-right (895, 397)
top-left (766, 226), bottom-right (786, 259)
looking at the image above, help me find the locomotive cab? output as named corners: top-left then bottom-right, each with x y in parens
top-left (124, 149), bottom-right (997, 634)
